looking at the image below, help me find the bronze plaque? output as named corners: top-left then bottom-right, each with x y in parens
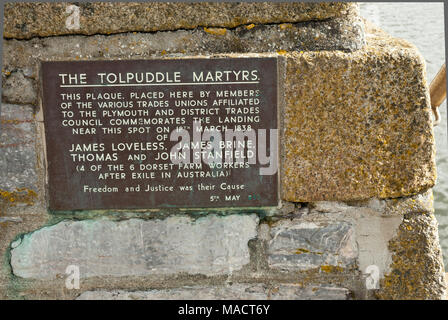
top-left (41, 58), bottom-right (279, 210)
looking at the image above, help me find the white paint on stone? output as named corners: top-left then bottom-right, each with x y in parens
top-left (10, 238), bottom-right (22, 249)
top-left (10, 214), bottom-right (258, 280)
top-left (354, 212), bottom-right (402, 279)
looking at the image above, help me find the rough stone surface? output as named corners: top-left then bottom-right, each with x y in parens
top-left (266, 192), bottom-right (436, 282)
top-left (2, 71), bottom-right (37, 105)
top-left (76, 284), bottom-right (351, 300)
top-left (0, 104), bottom-right (37, 193)
top-left (268, 219), bottom-right (357, 271)
top-left (377, 212), bottom-right (447, 300)
top-left (2, 15), bottom-right (365, 76)
top-left (4, 2), bottom-right (359, 39)
top-left (10, 215), bottom-right (258, 280)
top-left (282, 25), bottom-right (435, 201)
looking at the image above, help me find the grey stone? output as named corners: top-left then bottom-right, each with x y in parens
top-left (76, 284), bottom-right (351, 300)
top-left (278, 201), bottom-right (295, 215)
top-left (305, 199), bottom-right (403, 277)
top-left (4, 2), bottom-right (359, 39)
top-left (22, 67), bottom-right (36, 79)
top-left (0, 217), bottom-right (23, 223)
top-left (11, 214), bottom-right (258, 280)
top-left (383, 190), bottom-right (435, 215)
top-left (281, 25), bottom-right (435, 201)
top-left (312, 201), bottom-right (353, 213)
top-left (0, 104), bottom-right (37, 192)
top-left (0, 103), bottom-right (34, 121)
top-left (269, 284), bottom-right (351, 300)
top-left (10, 238), bottom-right (22, 249)
top-left (268, 219), bottom-right (357, 271)
top-left (2, 71), bottom-right (37, 105)
top-left (2, 16), bottom-right (364, 73)
top-left (77, 284), bottom-right (267, 300)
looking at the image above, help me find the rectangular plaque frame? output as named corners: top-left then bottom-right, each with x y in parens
top-left (40, 57), bottom-right (280, 211)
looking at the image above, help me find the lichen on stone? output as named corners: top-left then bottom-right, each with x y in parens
top-left (0, 188), bottom-right (37, 207)
top-left (4, 2), bottom-right (360, 39)
top-left (376, 212), bottom-right (446, 300)
top-left (282, 26), bottom-right (435, 202)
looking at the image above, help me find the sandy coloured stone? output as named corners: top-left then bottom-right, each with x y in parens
top-left (281, 24), bottom-right (435, 201)
top-left (4, 2), bottom-right (359, 39)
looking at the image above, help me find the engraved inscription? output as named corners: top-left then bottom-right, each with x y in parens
top-left (41, 58), bottom-right (278, 210)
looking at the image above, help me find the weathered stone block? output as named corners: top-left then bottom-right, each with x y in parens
top-left (281, 27), bottom-right (435, 201)
top-left (76, 284), bottom-right (351, 300)
top-left (2, 16), bottom-right (364, 75)
top-left (2, 71), bottom-right (37, 105)
top-left (0, 104), bottom-right (37, 193)
top-left (4, 2), bottom-right (359, 39)
top-left (266, 193), bottom-right (435, 276)
top-left (268, 284), bottom-right (351, 300)
top-left (268, 219), bottom-right (357, 271)
top-left (10, 215), bottom-right (258, 280)
top-left (377, 212), bottom-right (446, 300)
top-left (77, 284), bottom-right (268, 300)
top-left (303, 194), bottom-right (427, 277)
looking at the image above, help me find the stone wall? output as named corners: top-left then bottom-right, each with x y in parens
top-left (1, 2), bottom-right (446, 300)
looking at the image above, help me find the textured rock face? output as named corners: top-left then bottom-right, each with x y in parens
top-left (76, 284), bottom-right (351, 300)
top-left (4, 2), bottom-right (359, 39)
top-left (10, 215), bottom-right (258, 279)
top-left (282, 29), bottom-right (435, 202)
top-left (2, 16), bottom-right (364, 74)
top-left (1, 71), bottom-right (37, 105)
top-left (377, 212), bottom-right (447, 300)
top-left (0, 104), bottom-right (37, 193)
top-left (265, 191), bottom-right (442, 291)
top-left (268, 220), bottom-right (357, 271)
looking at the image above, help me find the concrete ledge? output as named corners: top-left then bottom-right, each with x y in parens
top-left (4, 2), bottom-right (359, 39)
